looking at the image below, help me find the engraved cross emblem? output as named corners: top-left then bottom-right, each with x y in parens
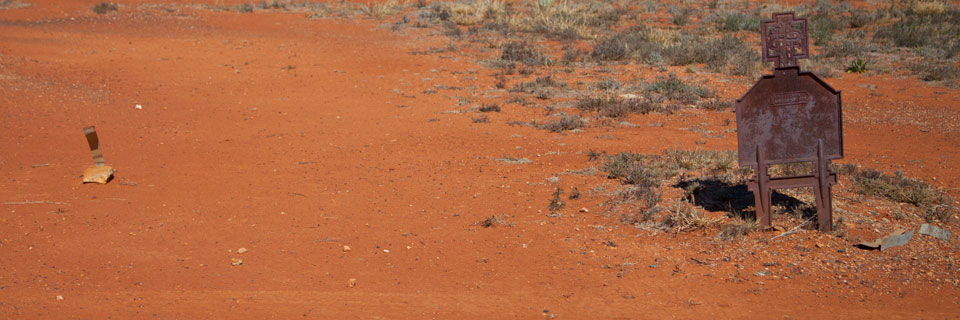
top-left (761, 12), bottom-right (809, 68)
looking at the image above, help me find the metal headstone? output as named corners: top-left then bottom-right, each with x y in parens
top-left (735, 12), bottom-right (843, 232)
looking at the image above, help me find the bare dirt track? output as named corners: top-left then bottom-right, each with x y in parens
top-left (1, 1), bottom-right (960, 318)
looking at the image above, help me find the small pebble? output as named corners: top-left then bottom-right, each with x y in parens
top-left (343, 245), bottom-right (352, 252)
top-left (56, 295), bottom-right (64, 301)
top-left (348, 278), bottom-right (357, 288)
top-left (231, 258), bottom-right (243, 266)
top-left (237, 247), bottom-right (248, 254)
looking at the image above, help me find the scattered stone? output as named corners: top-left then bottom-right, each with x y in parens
top-left (348, 278), bottom-right (357, 288)
top-left (231, 258), bottom-right (243, 266)
top-left (56, 295), bottom-right (64, 301)
top-left (754, 270), bottom-right (770, 277)
top-left (858, 229), bottom-right (915, 251)
top-left (579, 207), bottom-right (589, 213)
top-left (343, 245), bottom-right (352, 252)
top-left (919, 224), bottom-right (951, 240)
top-left (237, 247), bottom-right (248, 254)
top-left (135, 104), bottom-right (142, 110)
top-left (495, 157), bottom-right (531, 164)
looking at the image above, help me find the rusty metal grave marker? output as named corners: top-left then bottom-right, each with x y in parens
top-left (736, 12), bottom-right (842, 232)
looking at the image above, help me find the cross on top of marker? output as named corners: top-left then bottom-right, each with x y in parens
top-left (760, 12), bottom-right (809, 69)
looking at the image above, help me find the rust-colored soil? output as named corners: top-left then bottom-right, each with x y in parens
top-left (1, 1), bottom-right (959, 318)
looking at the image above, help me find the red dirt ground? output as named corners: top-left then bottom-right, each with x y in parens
top-left (1, 1), bottom-right (959, 318)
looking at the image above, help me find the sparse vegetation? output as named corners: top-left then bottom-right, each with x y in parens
top-left (500, 41), bottom-right (551, 66)
top-left (697, 98), bottom-right (733, 111)
top-left (576, 94), bottom-right (673, 118)
top-left (548, 187), bottom-right (565, 213)
top-left (846, 56), bottom-right (868, 73)
top-left (0, 0), bottom-right (30, 10)
top-left (536, 114), bottom-right (586, 132)
top-left (476, 214), bottom-right (513, 227)
top-left (664, 199), bottom-right (720, 232)
top-left (716, 11), bottom-right (760, 32)
top-left (719, 218), bottom-right (760, 240)
top-left (644, 73), bottom-right (713, 105)
top-left (478, 103), bottom-right (501, 112)
top-left (843, 166), bottom-right (955, 222)
top-left (668, 6), bottom-right (694, 26)
top-left (92, 2), bottom-right (118, 14)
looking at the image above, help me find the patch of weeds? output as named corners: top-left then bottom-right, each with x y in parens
top-left (697, 98), bottom-right (732, 111)
top-left (619, 184), bottom-right (663, 225)
top-left (660, 149), bottom-right (737, 174)
top-left (478, 103), bottom-right (501, 112)
top-left (664, 199), bottom-right (720, 232)
top-left (769, 162), bottom-right (813, 177)
top-left (360, 0), bottom-right (403, 18)
top-left (644, 73), bottom-right (713, 105)
top-left (257, 1), bottom-right (289, 10)
top-left (548, 187), bottom-right (565, 213)
top-left (820, 36), bottom-right (875, 59)
top-left (505, 95), bottom-right (529, 105)
top-left (844, 8), bottom-right (875, 28)
top-left (0, 0), bottom-right (30, 10)
top-left (514, 1), bottom-right (625, 41)
top-left (909, 60), bottom-right (959, 82)
top-left (601, 152), bottom-right (644, 179)
top-left (575, 94), bottom-right (673, 118)
top-left (848, 168), bottom-right (936, 207)
top-left (810, 14), bottom-right (841, 45)
top-left (846, 56), bottom-right (868, 73)
top-left (590, 26), bottom-right (650, 61)
top-left (874, 6), bottom-right (960, 55)
top-left (509, 75), bottom-right (565, 94)
top-left (593, 77), bottom-right (622, 91)
top-left (586, 149), bottom-right (607, 161)
top-left (92, 2), bottom-right (118, 14)
top-left (495, 156), bottom-right (531, 164)
top-left (568, 187), bottom-right (580, 200)
top-left (719, 218), bottom-right (759, 240)
top-left (602, 149), bottom-right (737, 183)
top-left (536, 114), bottom-right (586, 132)
top-left (562, 46), bottom-right (586, 64)
top-left (500, 41), bottom-right (551, 66)
top-left (668, 5), bottom-right (694, 26)
top-left (476, 215), bottom-right (513, 227)
top-left (844, 166), bottom-right (955, 221)
top-left (716, 11), bottom-right (760, 32)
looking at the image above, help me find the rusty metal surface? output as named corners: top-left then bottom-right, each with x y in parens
top-left (735, 67), bottom-right (842, 167)
top-left (736, 12), bottom-right (843, 232)
top-left (761, 12), bottom-right (809, 69)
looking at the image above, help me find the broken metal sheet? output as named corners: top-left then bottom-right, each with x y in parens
top-left (919, 224), bottom-right (952, 241)
top-left (858, 229), bottom-right (915, 251)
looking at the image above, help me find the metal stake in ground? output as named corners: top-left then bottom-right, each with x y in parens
top-left (81, 126), bottom-right (115, 184)
top-left (735, 12), bottom-right (843, 232)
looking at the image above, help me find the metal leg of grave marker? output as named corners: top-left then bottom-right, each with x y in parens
top-left (749, 145), bottom-right (771, 227)
top-left (749, 141), bottom-right (837, 231)
top-left (815, 139), bottom-right (836, 232)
